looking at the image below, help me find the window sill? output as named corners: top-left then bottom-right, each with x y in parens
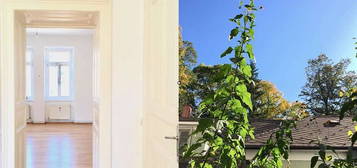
top-left (45, 97), bottom-right (73, 102)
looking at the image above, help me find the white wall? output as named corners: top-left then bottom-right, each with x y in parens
top-left (246, 149), bottom-right (348, 168)
top-left (27, 33), bottom-right (93, 123)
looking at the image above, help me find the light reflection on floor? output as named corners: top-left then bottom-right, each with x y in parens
top-left (26, 138), bottom-right (34, 168)
top-left (25, 124), bottom-right (92, 168)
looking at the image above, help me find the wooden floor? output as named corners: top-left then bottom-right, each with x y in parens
top-left (25, 123), bottom-right (92, 168)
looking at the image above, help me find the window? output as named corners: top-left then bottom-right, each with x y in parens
top-left (45, 47), bottom-right (74, 100)
top-left (26, 48), bottom-right (34, 100)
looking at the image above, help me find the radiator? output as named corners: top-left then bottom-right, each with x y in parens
top-left (46, 104), bottom-right (71, 120)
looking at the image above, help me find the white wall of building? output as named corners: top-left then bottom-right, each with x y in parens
top-left (246, 149), bottom-right (348, 168)
top-left (27, 32), bottom-right (93, 123)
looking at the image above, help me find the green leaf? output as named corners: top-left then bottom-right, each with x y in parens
top-left (246, 44), bottom-right (254, 59)
top-left (318, 150), bottom-right (326, 161)
top-left (234, 14), bottom-right (243, 20)
top-left (194, 118), bottom-right (213, 133)
top-left (220, 148), bottom-right (233, 168)
top-left (244, 4), bottom-right (254, 10)
top-left (202, 131), bottom-right (214, 141)
top-left (221, 47), bottom-right (233, 57)
top-left (183, 143), bottom-right (202, 158)
top-left (220, 64), bottom-right (232, 75)
top-left (310, 156), bottom-right (319, 168)
top-left (229, 27), bottom-right (239, 40)
top-left (248, 29), bottom-right (255, 39)
top-left (318, 163), bottom-right (328, 168)
top-left (225, 75), bottom-right (235, 84)
top-left (236, 84), bottom-right (253, 110)
top-left (276, 159), bottom-right (283, 168)
top-left (200, 163), bottom-right (213, 168)
top-left (229, 99), bottom-right (245, 113)
top-left (214, 64), bottom-right (231, 81)
top-left (199, 97), bottom-right (214, 111)
top-left (189, 160), bottom-right (196, 168)
top-left (214, 136), bottom-right (223, 146)
top-left (234, 46), bottom-right (242, 56)
top-left (273, 148), bottom-right (281, 156)
top-left (352, 132), bottom-right (357, 146)
top-left (230, 17), bottom-right (241, 26)
top-left (241, 64), bottom-right (252, 78)
top-left (230, 57), bottom-right (239, 63)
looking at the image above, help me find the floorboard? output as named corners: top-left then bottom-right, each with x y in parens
top-left (25, 123), bottom-right (92, 168)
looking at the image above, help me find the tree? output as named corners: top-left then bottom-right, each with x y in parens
top-left (300, 54), bottom-right (357, 115)
top-left (252, 80), bottom-right (290, 118)
top-left (311, 79), bottom-right (357, 168)
top-left (247, 62), bottom-right (265, 118)
top-left (310, 39), bottom-right (357, 168)
top-left (179, 30), bottom-right (198, 114)
top-left (187, 64), bottom-right (224, 117)
top-left (283, 101), bottom-right (309, 120)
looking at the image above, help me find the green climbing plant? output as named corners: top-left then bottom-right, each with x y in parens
top-left (182, 0), bottom-right (295, 167)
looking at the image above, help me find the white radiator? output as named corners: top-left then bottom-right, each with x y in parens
top-left (46, 104), bottom-right (71, 120)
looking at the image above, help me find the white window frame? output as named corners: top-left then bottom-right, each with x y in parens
top-left (26, 47), bottom-right (34, 101)
top-left (44, 47), bottom-right (75, 101)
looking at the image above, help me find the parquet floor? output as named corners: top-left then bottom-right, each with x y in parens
top-left (25, 123), bottom-right (92, 168)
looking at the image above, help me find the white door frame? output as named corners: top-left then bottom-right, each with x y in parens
top-left (0, 1), bottom-right (112, 168)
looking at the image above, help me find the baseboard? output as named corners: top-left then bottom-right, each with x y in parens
top-left (29, 120), bottom-right (92, 124)
top-left (47, 119), bottom-right (73, 123)
top-left (74, 120), bottom-right (93, 124)
top-left (31, 121), bottom-right (45, 124)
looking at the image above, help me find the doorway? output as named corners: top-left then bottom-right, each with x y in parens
top-left (0, 9), bottom-right (111, 168)
top-left (25, 27), bottom-right (94, 167)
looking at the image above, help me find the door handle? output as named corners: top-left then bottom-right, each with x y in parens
top-left (164, 136), bottom-right (178, 140)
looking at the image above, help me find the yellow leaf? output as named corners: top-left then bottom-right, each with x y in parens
top-left (354, 125), bottom-right (357, 131)
top-left (339, 91), bottom-right (344, 97)
top-left (348, 130), bottom-right (353, 137)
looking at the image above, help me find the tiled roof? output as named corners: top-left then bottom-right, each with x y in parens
top-left (247, 116), bottom-right (357, 149)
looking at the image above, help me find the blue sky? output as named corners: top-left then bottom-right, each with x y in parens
top-left (179, 0), bottom-right (357, 101)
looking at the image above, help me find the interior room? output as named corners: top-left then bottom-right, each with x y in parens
top-left (25, 27), bottom-right (94, 167)
top-left (26, 28), bottom-right (94, 166)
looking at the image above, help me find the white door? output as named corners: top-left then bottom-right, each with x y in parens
top-left (0, 9), bottom-right (28, 168)
top-left (143, 0), bottom-right (179, 167)
top-left (111, 0), bottom-right (179, 167)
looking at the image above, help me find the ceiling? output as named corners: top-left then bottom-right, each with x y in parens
top-left (26, 28), bottom-right (94, 35)
top-left (19, 10), bottom-right (97, 28)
